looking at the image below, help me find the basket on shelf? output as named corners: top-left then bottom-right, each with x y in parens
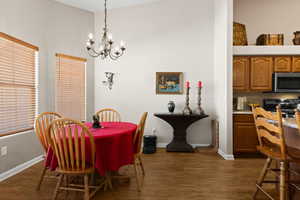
top-left (256, 34), bottom-right (284, 46)
top-left (293, 31), bottom-right (300, 45)
top-left (233, 22), bottom-right (248, 46)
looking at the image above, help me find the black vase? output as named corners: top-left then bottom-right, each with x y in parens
top-left (168, 101), bottom-right (175, 113)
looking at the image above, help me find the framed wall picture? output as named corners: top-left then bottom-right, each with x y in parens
top-left (156, 72), bottom-right (183, 94)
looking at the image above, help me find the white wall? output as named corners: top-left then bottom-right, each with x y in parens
top-left (214, 0), bottom-right (233, 158)
top-left (234, 0), bottom-right (300, 45)
top-left (94, 0), bottom-right (215, 146)
top-left (0, 0), bottom-right (94, 173)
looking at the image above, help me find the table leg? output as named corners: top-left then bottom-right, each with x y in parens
top-left (167, 128), bottom-right (194, 152)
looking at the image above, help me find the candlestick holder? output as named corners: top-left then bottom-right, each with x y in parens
top-left (195, 87), bottom-right (205, 115)
top-left (183, 87), bottom-right (192, 115)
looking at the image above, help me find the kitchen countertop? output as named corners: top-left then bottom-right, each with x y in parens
top-left (233, 111), bottom-right (252, 114)
top-left (279, 118), bottom-right (298, 129)
top-left (283, 118), bottom-right (298, 129)
top-left (267, 118), bottom-right (298, 129)
top-left (233, 111), bottom-right (299, 129)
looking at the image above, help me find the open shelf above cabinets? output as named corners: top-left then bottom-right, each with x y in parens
top-left (233, 46), bottom-right (300, 56)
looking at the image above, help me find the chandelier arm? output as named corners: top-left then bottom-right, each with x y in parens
top-left (108, 51), bottom-right (119, 60)
top-left (109, 50), bottom-right (123, 60)
top-left (91, 47), bottom-right (102, 55)
top-left (87, 49), bottom-right (101, 57)
top-left (87, 51), bottom-right (100, 58)
top-left (109, 48), bottom-right (121, 59)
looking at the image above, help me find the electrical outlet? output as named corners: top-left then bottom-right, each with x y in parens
top-left (1, 146), bottom-right (7, 156)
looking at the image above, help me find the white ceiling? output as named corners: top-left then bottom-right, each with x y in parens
top-left (54, 0), bottom-right (162, 12)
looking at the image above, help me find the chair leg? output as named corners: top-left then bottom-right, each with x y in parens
top-left (133, 161), bottom-right (141, 192)
top-left (64, 175), bottom-right (69, 199)
top-left (275, 161), bottom-right (280, 194)
top-left (52, 174), bottom-right (63, 200)
top-left (138, 156), bottom-right (145, 177)
top-left (286, 162), bottom-right (290, 199)
top-left (84, 175), bottom-right (90, 200)
top-left (280, 161), bottom-right (287, 200)
top-left (107, 173), bottom-right (113, 190)
top-left (36, 165), bottom-right (47, 191)
top-left (253, 157), bottom-right (272, 199)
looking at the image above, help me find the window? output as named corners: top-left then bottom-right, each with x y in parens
top-left (0, 32), bottom-right (39, 136)
top-left (55, 53), bottom-right (86, 121)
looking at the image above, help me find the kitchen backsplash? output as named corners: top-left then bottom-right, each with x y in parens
top-left (233, 92), bottom-right (300, 111)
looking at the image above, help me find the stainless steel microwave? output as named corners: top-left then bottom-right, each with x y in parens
top-left (273, 73), bottom-right (300, 93)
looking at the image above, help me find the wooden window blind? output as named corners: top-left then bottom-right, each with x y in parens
top-left (55, 53), bottom-right (86, 121)
top-left (0, 32), bottom-right (39, 137)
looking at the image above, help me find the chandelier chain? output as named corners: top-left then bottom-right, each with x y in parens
top-left (104, 0), bottom-right (107, 31)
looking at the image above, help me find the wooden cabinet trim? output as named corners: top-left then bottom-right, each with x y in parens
top-left (250, 56), bottom-right (273, 91)
top-left (233, 56), bottom-right (250, 91)
top-left (274, 56), bottom-right (292, 72)
top-left (233, 115), bottom-right (259, 154)
top-left (292, 56), bottom-right (300, 72)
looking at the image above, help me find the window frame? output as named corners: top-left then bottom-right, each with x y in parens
top-left (0, 32), bottom-right (39, 137)
top-left (55, 53), bottom-right (87, 121)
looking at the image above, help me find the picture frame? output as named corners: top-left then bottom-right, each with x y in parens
top-left (156, 72), bottom-right (183, 94)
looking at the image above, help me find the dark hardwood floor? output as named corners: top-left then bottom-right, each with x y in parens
top-left (0, 148), bottom-right (275, 200)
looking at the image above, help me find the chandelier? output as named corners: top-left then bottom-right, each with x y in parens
top-left (86, 0), bottom-right (126, 60)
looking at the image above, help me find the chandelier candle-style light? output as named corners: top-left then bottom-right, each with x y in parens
top-left (86, 0), bottom-right (126, 60)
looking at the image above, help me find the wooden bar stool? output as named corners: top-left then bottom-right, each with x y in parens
top-left (252, 106), bottom-right (300, 200)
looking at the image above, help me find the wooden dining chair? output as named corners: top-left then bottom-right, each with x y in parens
top-left (132, 112), bottom-right (148, 192)
top-left (34, 112), bottom-right (62, 190)
top-left (252, 106), bottom-right (300, 200)
top-left (95, 108), bottom-right (121, 122)
top-left (47, 118), bottom-right (102, 200)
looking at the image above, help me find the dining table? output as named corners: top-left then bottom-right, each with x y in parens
top-left (268, 118), bottom-right (300, 199)
top-left (45, 122), bottom-right (137, 176)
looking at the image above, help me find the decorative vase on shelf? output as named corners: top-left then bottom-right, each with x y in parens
top-left (168, 101), bottom-right (175, 113)
top-left (293, 31), bottom-right (300, 45)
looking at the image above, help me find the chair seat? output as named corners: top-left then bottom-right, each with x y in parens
top-left (257, 146), bottom-right (284, 160)
top-left (56, 167), bottom-right (94, 175)
top-left (258, 146), bottom-right (300, 163)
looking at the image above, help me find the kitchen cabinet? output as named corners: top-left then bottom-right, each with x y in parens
top-left (233, 114), bottom-right (260, 156)
top-left (274, 56), bottom-right (292, 72)
top-left (292, 56), bottom-right (300, 72)
top-left (233, 57), bottom-right (249, 91)
top-left (250, 57), bottom-right (273, 91)
top-left (233, 55), bottom-right (300, 92)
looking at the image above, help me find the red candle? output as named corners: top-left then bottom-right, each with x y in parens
top-left (198, 81), bottom-right (202, 88)
top-left (186, 81), bottom-right (190, 88)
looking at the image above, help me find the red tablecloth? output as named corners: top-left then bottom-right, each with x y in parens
top-left (45, 122), bottom-right (137, 176)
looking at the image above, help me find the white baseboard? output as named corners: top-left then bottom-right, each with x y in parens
top-left (217, 149), bottom-right (235, 160)
top-left (0, 155), bottom-right (44, 182)
top-left (157, 143), bottom-right (211, 148)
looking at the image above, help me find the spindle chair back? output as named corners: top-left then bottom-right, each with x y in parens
top-left (95, 108), bottom-right (121, 122)
top-left (47, 118), bottom-right (95, 173)
top-left (35, 112), bottom-right (62, 153)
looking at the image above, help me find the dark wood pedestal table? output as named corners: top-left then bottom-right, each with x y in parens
top-left (154, 113), bottom-right (209, 152)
